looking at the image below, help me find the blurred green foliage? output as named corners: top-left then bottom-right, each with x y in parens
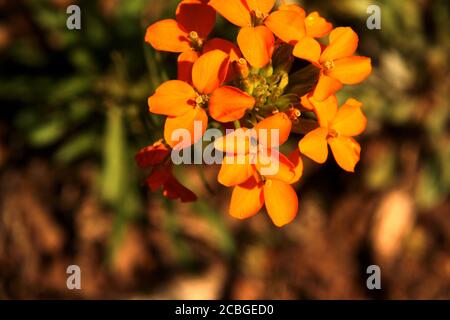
top-left (0, 0), bottom-right (237, 265)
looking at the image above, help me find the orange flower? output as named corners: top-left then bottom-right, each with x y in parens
top-left (265, 3), bottom-right (332, 46)
top-left (214, 113), bottom-right (302, 227)
top-left (145, 0), bottom-right (215, 53)
top-left (140, 2), bottom-right (373, 223)
top-left (298, 95), bottom-right (366, 172)
top-left (135, 140), bottom-right (197, 202)
top-left (178, 36), bottom-right (242, 84)
top-left (148, 50), bottom-right (255, 149)
top-left (293, 27), bottom-right (372, 101)
top-left (146, 0), bottom-right (242, 83)
top-left (210, 0), bottom-right (331, 70)
top-left (209, 0), bottom-right (276, 68)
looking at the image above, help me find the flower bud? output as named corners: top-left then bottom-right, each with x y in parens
top-left (272, 44), bottom-right (294, 73)
top-left (275, 94), bottom-right (300, 110)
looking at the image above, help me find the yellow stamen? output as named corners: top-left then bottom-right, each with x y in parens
top-left (189, 31), bottom-right (199, 40)
top-left (254, 10), bottom-right (264, 19)
top-left (195, 95), bottom-right (204, 105)
top-left (188, 31), bottom-right (203, 50)
top-left (322, 60), bottom-right (335, 71)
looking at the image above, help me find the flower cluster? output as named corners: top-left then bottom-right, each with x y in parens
top-left (137, 0), bottom-right (372, 227)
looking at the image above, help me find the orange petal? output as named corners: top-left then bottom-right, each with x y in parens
top-left (328, 136), bottom-right (361, 172)
top-left (146, 167), bottom-right (171, 191)
top-left (287, 149), bottom-right (304, 183)
top-left (148, 80), bottom-right (196, 116)
top-left (310, 95), bottom-right (338, 127)
top-left (246, 0), bottom-right (276, 15)
top-left (278, 3), bottom-right (306, 16)
top-left (145, 19), bottom-right (190, 53)
top-left (237, 26), bottom-right (274, 68)
top-left (330, 98), bottom-right (366, 136)
top-left (177, 50), bottom-right (199, 84)
top-left (320, 27), bottom-right (358, 62)
top-left (263, 179), bottom-right (298, 227)
top-left (209, 86), bottom-right (255, 122)
top-left (163, 175), bottom-right (197, 202)
top-left (300, 94), bottom-right (315, 110)
top-left (298, 127), bottom-right (328, 163)
top-left (305, 12), bottom-right (332, 38)
top-left (164, 107), bottom-right (208, 149)
top-left (192, 49), bottom-right (229, 94)
top-left (203, 38), bottom-right (242, 62)
top-left (176, 0), bottom-right (216, 39)
top-left (254, 112), bottom-right (292, 148)
top-left (203, 38), bottom-right (242, 82)
top-left (209, 0), bottom-right (251, 27)
top-left (292, 36), bottom-right (321, 64)
top-left (229, 176), bottom-right (264, 220)
top-left (265, 10), bottom-right (306, 44)
top-left (327, 56), bottom-right (372, 85)
top-left (135, 140), bottom-right (170, 168)
top-left (312, 73), bottom-right (343, 101)
top-left (256, 150), bottom-right (296, 183)
top-left (214, 128), bottom-right (254, 155)
top-left (218, 155), bottom-right (255, 186)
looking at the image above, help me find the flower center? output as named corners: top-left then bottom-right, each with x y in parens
top-left (251, 10), bottom-right (267, 26)
top-left (327, 128), bottom-right (338, 138)
top-left (195, 94), bottom-right (209, 107)
top-left (242, 68), bottom-right (289, 110)
top-left (322, 60), bottom-right (335, 72)
top-left (188, 31), bottom-right (203, 51)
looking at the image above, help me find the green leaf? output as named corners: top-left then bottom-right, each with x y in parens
top-left (101, 105), bottom-right (127, 205)
top-left (28, 118), bottom-right (66, 147)
top-left (55, 132), bottom-right (98, 164)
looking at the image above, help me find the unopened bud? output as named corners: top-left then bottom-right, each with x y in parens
top-left (286, 64), bottom-right (320, 97)
top-left (278, 72), bottom-right (289, 90)
top-left (275, 94), bottom-right (300, 110)
top-left (260, 65), bottom-right (273, 77)
top-left (272, 44), bottom-right (294, 73)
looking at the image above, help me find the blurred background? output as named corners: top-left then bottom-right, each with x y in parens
top-left (0, 0), bottom-right (449, 299)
